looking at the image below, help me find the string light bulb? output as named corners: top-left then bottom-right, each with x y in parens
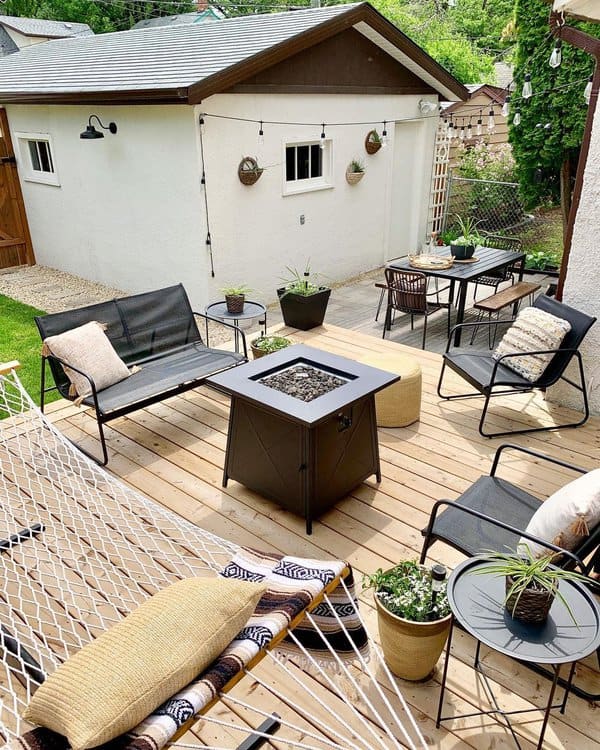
top-left (585, 74), bottom-right (593, 104)
top-left (320, 123), bottom-right (326, 150)
top-left (513, 109), bottom-right (521, 127)
top-left (447, 121), bottom-right (453, 140)
top-left (549, 40), bottom-right (562, 69)
top-left (487, 106), bottom-right (495, 133)
top-left (501, 95), bottom-right (510, 118)
top-left (466, 118), bottom-right (472, 140)
top-left (381, 121), bottom-right (388, 148)
top-left (258, 121), bottom-right (264, 146)
top-left (459, 122), bottom-right (465, 140)
top-left (522, 73), bottom-right (533, 99)
top-left (476, 110), bottom-right (483, 137)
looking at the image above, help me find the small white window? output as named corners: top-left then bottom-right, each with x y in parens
top-left (15, 133), bottom-right (59, 186)
top-left (283, 140), bottom-right (332, 195)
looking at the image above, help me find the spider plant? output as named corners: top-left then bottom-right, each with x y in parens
top-left (474, 547), bottom-right (590, 625)
top-left (279, 263), bottom-right (326, 296)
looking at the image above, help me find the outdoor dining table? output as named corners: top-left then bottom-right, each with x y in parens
top-left (389, 245), bottom-right (526, 346)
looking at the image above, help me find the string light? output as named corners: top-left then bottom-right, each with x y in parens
top-left (487, 106), bottom-right (495, 133)
top-left (466, 118), bottom-right (472, 140)
top-left (476, 110), bottom-right (483, 137)
top-left (258, 121), bottom-right (264, 146)
top-left (459, 121), bottom-right (465, 140)
top-left (381, 121), bottom-right (388, 148)
top-left (319, 123), bottom-right (326, 150)
top-left (549, 40), bottom-right (562, 69)
top-left (501, 95), bottom-right (510, 118)
top-left (447, 121), bottom-right (454, 140)
top-left (513, 109), bottom-right (521, 126)
top-left (585, 75), bottom-right (593, 104)
top-left (522, 73), bottom-right (533, 99)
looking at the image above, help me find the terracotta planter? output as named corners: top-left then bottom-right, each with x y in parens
top-left (375, 593), bottom-right (452, 681)
top-left (505, 576), bottom-right (556, 625)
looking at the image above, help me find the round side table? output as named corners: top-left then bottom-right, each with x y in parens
top-left (438, 557), bottom-right (600, 750)
top-left (205, 300), bottom-right (267, 353)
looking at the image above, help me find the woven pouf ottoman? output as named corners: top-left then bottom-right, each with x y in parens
top-left (361, 353), bottom-right (422, 427)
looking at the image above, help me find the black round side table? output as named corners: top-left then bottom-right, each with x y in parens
top-left (437, 557), bottom-right (600, 750)
top-left (205, 300), bottom-right (267, 353)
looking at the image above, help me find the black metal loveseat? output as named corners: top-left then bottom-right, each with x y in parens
top-left (35, 284), bottom-right (247, 465)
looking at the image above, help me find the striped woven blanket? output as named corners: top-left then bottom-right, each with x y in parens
top-left (12, 550), bottom-right (367, 750)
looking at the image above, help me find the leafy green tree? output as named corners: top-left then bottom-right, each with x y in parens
top-left (510, 0), bottom-right (598, 213)
top-left (2, 0), bottom-right (195, 33)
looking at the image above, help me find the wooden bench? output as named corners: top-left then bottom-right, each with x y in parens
top-left (470, 281), bottom-right (541, 347)
top-left (35, 283), bottom-right (247, 465)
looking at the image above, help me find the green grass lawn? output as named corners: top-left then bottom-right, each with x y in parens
top-left (0, 294), bottom-right (60, 409)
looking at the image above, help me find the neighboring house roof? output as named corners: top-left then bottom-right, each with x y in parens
top-left (0, 15), bottom-right (93, 39)
top-left (132, 8), bottom-right (223, 29)
top-left (442, 83), bottom-right (508, 114)
top-left (0, 2), bottom-right (467, 104)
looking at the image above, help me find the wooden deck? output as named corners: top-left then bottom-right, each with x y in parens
top-left (43, 323), bottom-right (600, 750)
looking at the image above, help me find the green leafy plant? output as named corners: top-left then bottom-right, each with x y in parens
top-left (348, 159), bottom-right (365, 173)
top-left (439, 228), bottom-right (460, 245)
top-left (251, 335), bottom-right (291, 355)
top-left (368, 130), bottom-right (381, 144)
top-left (220, 284), bottom-right (251, 297)
top-left (363, 561), bottom-right (450, 623)
top-left (474, 547), bottom-right (590, 625)
top-left (450, 215), bottom-right (485, 246)
top-left (280, 263), bottom-right (327, 297)
top-left (524, 249), bottom-right (560, 271)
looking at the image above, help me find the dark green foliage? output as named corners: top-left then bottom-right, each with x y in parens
top-left (2, 0), bottom-right (195, 33)
top-left (510, 0), bottom-right (598, 207)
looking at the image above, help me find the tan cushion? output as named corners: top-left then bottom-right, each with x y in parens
top-left (43, 321), bottom-right (131, 398)
top-left (493, 307), bottom-right (571, 383)
top-left (520, 469), bottom-right (600, 557)
top-left (23, 577), bottom-right (265, 750)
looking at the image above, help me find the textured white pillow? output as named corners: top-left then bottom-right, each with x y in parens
top-left (43, 321), bottom-right (131, 398)
top-left (493, 307), bottom-right (571, 383)
top-left (520, 469), bottom-right (600, 557)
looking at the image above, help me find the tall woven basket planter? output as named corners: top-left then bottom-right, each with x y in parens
top-left (375, 592), bottom-right (452, 681)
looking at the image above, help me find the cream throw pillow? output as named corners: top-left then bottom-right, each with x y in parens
top-left (519, 469), bottom-right (600, 557)
top-left (42, 321), bottom-right (130, 398)
top-left (23, 577), bottom-right (265, 750)
top-left (493, 307), bottom-right (571, 383)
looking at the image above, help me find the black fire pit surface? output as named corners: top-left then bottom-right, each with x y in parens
top-left (207, 344), bottom-right (399, 533)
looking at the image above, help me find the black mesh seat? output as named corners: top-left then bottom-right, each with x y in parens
top-left (437, 295), bottom-right (596, 437)
top-left (35, 284), bottom-right (247, 465)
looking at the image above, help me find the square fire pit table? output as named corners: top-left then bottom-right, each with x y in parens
top-left (207, 344), bottom-right (399, 534)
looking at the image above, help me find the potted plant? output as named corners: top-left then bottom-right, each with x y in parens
top-left (251, 334), bottom-right (292, 359)
top-left (474, 547), bottom-right (590, 626)
top-left (449, 216), bottom-right (484, 260)
top-left (220, 284), bottom-right (251, 314)
top-left (238, 156), bottom-right (263, 185)
top-left (277, 265), bottom-right (331, 331)
top-left (346, 159), bottom-right (365, 185)
top-left (365, 129), bottom-right (382, 155)
top-left (363, 561), bottom-right (451, 681)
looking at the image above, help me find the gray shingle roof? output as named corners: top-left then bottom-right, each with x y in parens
top-left (0, 14), bottom-right (93, 39)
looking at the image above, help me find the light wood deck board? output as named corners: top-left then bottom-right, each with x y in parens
top-left (39, 324), bottom-right (600, 749)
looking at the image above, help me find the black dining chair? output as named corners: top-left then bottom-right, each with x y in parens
top-left (472, 234), bottom-right (523, 301)
top-left (380, 268), bottom-right (451, 349)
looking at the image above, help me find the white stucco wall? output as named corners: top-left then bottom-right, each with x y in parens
top-left (551, 97), bottom-right (600, 414)
top-left (197, 93), bottom-right (438, 303)
top-left (6, 104), bottom-right (209, 308)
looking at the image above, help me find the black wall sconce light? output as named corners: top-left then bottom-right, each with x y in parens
top-left (80, 115), bottom-right (118, 140)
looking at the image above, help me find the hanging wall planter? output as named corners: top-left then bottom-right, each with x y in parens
top-left (346, 159), bottom-right (365, 185)
top-left (238, 156), bottom-right (263, 185)
top-left (365, 129), bottom-right (382, 155)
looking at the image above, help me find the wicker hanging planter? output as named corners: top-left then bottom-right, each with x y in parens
top-left (365, 129), bottom-right (382, 155)
top-left (346, 169), bottom-right (365, 185)
top-left (238, 156), bottom-right (264, 186)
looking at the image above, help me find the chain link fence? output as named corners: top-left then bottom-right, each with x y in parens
top-left (442, 176), bottom-right (563, 266)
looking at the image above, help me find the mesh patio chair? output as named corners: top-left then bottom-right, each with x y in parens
top-left (472, 234), bottom-right (523, 301)
top-left (379, 268), bottom-right (451, 349)
top-left (420, 443), bottom-right (600, 700)
top-left (437, 294), bottom-right (596, 437)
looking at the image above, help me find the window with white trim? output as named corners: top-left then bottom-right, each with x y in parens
top-left (283, 140), bottom-right (332, 195)
top-left (16, 133), bottom-right (60, 186)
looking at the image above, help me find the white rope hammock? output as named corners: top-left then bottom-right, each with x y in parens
top-left (0, 365), bottom-right (427, 750)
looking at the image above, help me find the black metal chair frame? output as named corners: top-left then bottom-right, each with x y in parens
top-left (420, 443), bottom-right (600, 700)
top-left (379, 268), bottom-right (451, 349)
top-left (472, 234), bottom-right (523, 302)
top-left (437, 296), bottom-right (596, 438)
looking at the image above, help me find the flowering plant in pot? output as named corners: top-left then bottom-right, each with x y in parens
top-left (474, 547), bottom-right (590, 626)
top-left (220, 285), bottom-right (251, 314)
top-left (250, 335), bottom-right (291, 359)
top-left (277, 264), bottom-right (331, 331)
top-left (363, 561), bottom-right (451, 681)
